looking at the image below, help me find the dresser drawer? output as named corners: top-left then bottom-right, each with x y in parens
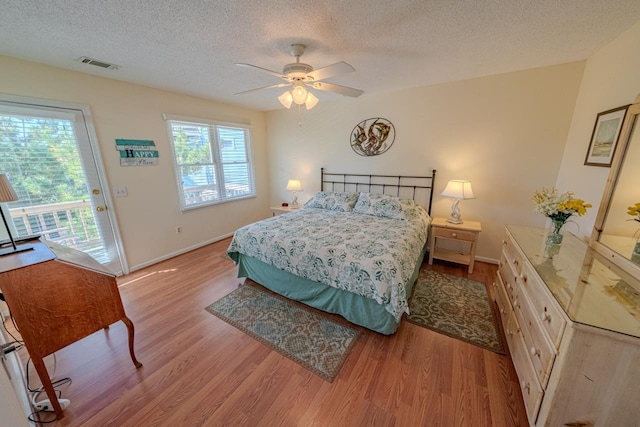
top-left (513, 290), bottom-right (556, 388)
top-left (498, 252), bottom-right (520, 303)
top-left (520, 263), bottom-right (566, 349)
top-left (503, 308), bottom-right (544, 425)
top-left (432, 226), bottom-right (478, 242)
top-left (501, 235), bottom-right (524, 275)
top-left (493, 273), bottom-right (512, 332)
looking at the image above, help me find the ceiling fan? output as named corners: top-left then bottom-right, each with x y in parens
top-left (235, 44), bottom-right (363, 110)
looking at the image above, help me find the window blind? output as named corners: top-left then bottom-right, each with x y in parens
top-left (166, 117), bottom-right (255, 210)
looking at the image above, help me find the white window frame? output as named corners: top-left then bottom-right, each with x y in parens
top-left (163, 113), bottom-right (255, 211)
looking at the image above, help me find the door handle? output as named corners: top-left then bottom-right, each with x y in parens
top-left (92, 189), bottom-right (101, 195)
top-left (96, 206), bottom-right (106, 212)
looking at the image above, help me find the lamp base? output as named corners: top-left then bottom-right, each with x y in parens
top-left (446, 199), bottom-right (463, 224)
top-left (445, 216), bottom-right (464, 224)
top-left (0, 244), bottom-right (34, 256)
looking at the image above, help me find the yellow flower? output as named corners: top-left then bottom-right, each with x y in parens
top-left (628, 202), bottom-right (640, 221)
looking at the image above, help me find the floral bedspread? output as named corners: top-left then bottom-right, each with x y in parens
top-left (227, 207), bottom-right (431, 321)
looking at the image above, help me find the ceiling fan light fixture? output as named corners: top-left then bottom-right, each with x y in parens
top-left (291, 84), bottom-right (308, 105)
top-left (305, 92), bottom-right (319, 110)
top-left (278, 91), bottom-right (293, 109)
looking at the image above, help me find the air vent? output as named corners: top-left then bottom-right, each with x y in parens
top-left (76, 56), bottom-right (120, 70)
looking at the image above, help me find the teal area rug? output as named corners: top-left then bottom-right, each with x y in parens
top-left (407, 269), bottom-right (505, 354)
top-left (205, 284), bottom-right (361, 382)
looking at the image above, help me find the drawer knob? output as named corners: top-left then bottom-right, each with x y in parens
top-left (519, 273), bottom-right (527, 283)
top-left (541, 311), bottom-right (551, 322)
top-left (502, 240), bottom-right (507, 245)
top-left (507, 328), bottom-right (514, 336)
top-left (451, 232), bottom-right (457, 237)
top-left (521, 380), bottom-right (530, 394)
top-left (506, 283), bottom-right (512, 289)
top-left (512, 258), bottom-right (518, 265)
top-left (530, 346), bottom-right (541, 358)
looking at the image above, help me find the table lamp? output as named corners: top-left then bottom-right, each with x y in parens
top-left (0, 174), bottom-right (34, 256)
top-left (441, 180), bottom-right (475, 224)
top-left (286, 179), bottom-right (303, 208)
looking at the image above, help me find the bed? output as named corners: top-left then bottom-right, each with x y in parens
top-left (227, 169), bottom-right (437, 334)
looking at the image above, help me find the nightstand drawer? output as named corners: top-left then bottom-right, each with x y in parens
top-left (432, 227), bottom-right (477, 242)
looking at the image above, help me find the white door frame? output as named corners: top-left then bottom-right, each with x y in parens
top-left (0, 93), bottom-right (129, 274)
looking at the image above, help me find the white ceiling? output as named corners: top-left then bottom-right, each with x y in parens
top-left (2, 0), bottom-right (640, 111)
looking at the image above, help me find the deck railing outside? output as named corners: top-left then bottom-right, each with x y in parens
top-left (8, 200), bottom-right (103, 257)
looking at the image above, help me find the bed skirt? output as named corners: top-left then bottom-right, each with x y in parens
top-left (230, 244), bottom-right (427, 335)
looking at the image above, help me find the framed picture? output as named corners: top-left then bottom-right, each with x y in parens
top-left (584, 105), bottom-right (630, 167)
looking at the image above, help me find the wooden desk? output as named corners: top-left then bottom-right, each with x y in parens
top-left (0, 240), bottom-right (141, 419)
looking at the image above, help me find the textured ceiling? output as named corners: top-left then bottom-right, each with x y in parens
top-left (1, 0), bottom-right (640, 111)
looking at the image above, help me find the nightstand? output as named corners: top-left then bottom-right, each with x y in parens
top-left (428, 217), bottom-right (482, 273)
top-left (270, 206), bottom-right (300, 216)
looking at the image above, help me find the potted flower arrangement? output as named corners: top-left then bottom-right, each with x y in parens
top-left (532, 187), bottom-right (592, 245)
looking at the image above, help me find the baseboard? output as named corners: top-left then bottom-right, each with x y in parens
top-left (128, 232), bottom-right (235, 273)
top-left (475, 255), bottom-right (499, 265)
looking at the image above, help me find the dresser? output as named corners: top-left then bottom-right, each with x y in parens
top-left (494, 225), bottom-right (640, 426)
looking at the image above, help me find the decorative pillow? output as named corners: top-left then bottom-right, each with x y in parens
top-left (303, 191), bottom-right (359, 212)
top-left (353, 192), bottom-right (419, 220)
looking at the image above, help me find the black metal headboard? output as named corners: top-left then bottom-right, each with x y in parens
top-left (320, 168), bottom-right (437, 215)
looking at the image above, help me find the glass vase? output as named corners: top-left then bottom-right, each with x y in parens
top-left (632, 241), bottom-right (640, 265)
top-left (546, 218), bottom-right (565, 246)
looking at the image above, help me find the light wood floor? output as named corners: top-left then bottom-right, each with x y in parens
top-left (16, 238), bottom-right (529, 426)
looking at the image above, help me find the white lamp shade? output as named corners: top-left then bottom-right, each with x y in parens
top-left (304, 92), bottom-right (319, 110)
top-left (286, 179), bottom-right (303, 192)
top-left (441, 180), bottom-right (475, 200)
top-left (0, 174), bottom-right (18, 202)
top-left (291, 84), bottom-right (308, 105)
top-left (278, 91), bottom-right (293, 109)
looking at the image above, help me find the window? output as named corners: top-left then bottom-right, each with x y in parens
top-left (165, 115), bottom-right (255, 210)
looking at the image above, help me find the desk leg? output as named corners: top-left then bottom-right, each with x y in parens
top-left (121, 317), bottom-right (142, 369)
top-left (31, 357), bottom-right (64, 419)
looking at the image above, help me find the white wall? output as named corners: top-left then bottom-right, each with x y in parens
top-left (267, 62), bottom-right (585, 261)
top-left (556, 20), bottom-right (640, 240)
top-left (0, 55), bottom-right (269, 270)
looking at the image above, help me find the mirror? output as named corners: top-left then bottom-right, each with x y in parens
top-left (591, 93), bottom-right (640, 280)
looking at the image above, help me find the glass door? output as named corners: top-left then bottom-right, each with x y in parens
top-left (0, 99), bottom-right (124, 274)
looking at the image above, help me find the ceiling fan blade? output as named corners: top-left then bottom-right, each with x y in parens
top-left (306, 61), bottom-right (355, 82)
top-left (310, 81), bottom-right (363, 98)
top-left (235, 83), bottom-right (291, 95)
top-left (235, 63), bottom-right (289, 80)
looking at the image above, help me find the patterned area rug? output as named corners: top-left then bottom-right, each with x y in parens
top-left (407, 269), bottom-right (505, 354)
top-left (205, 284), bottom-right (361, 382)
